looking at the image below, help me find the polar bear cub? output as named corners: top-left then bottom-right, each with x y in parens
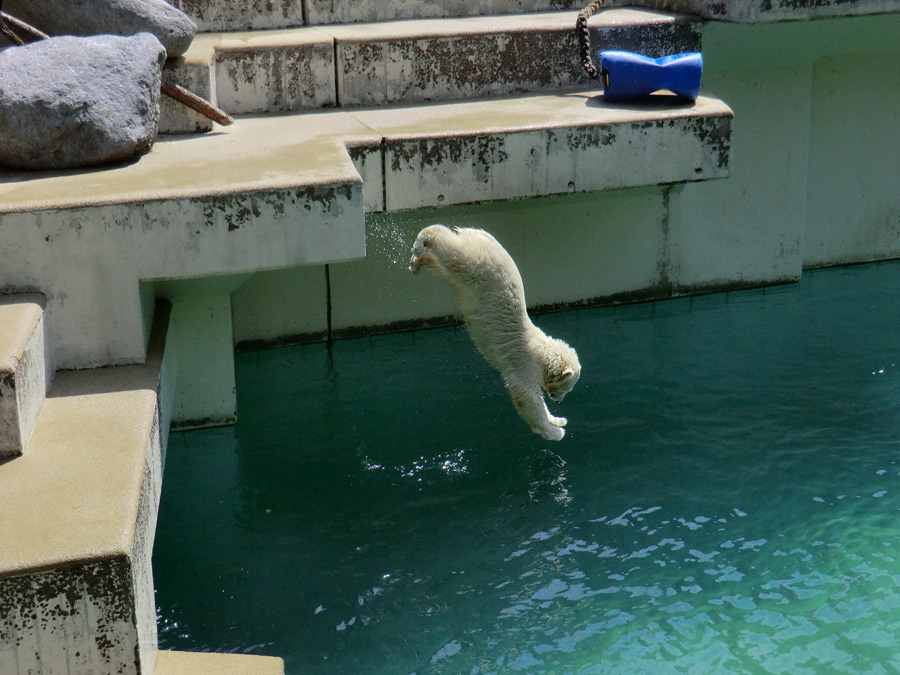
top-left (410, 225), bottom-right (580, 441)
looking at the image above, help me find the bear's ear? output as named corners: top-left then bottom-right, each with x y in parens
top-left (562, 368), bottom-right (575, 379)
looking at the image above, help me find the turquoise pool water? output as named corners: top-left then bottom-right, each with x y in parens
top-left (154, 262), bottom-right (900, 674)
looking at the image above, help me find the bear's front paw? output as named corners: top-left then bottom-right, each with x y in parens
top-left (549, 415), bottom-right (567, 428)
top-left (539, 424), bottom-right (565, 441)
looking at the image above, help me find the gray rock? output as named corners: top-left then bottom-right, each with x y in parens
top-left (0, 34), bottom-right (166, 170)
top-left (5, 0), bottom-right (196, 57)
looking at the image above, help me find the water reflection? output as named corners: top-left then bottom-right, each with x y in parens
top-left (527, 449), bottom-right (571, 505)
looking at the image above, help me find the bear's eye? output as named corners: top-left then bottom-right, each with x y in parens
top-left (423, 238), bottom-right (431, 247)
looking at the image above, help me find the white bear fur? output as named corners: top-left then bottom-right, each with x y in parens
top-left (410, 225), bottom-right (580, 441)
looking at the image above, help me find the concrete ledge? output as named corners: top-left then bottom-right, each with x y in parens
top-left (156, 650), bottom-right (284, 675)
top-left (0, 294), bottom-right (53, 458)
top-left (171, 9), bottom-right (699, 115)
top-left (324, 9), bottom-right (699, 107)
top-left (355, 91), bottom-right (732, 210)
top-left (0, 90), bottom-right (730, 367)
top-left (0, 303), bottom-right (171, 675)
top-left (142, 0), bottom-right (900, 29)
top-left (170, 0), bottom-right (587, 30)
top-left (0, 112), bottom-right (368, 214)
top-left (308, 0), bottom-right (585, 25)
top-left (0, 113), bottom-right (369, 367)
top-left (0, 91), bottom-right (731, 216)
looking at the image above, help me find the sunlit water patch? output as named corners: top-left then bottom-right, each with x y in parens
top-left (154, 262), bottom-right (900, 674)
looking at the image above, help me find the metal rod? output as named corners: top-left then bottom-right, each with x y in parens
top-left (1, 10), bottom-right (48, 43)
top-left (160, 79), bottom-right (234, 127)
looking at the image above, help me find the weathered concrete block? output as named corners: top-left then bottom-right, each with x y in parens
top-left (305, 0), bottom-right (582, 24)
top-left (352, 92), bottom-right (732, 211)
top-left (147, 10), bottom-right (700, 116)
top-left (324, 10), bottom-right (700, 108)
top-left (170, 0), bottom-right (303, 32)
top-left (5, 0), bottom-right (197, 56)
top-left (0, 294), bottom-right (53, 459)
top-left (0, 308), bottom-right (170, 675)
top-left (0, 34), bottom-right (166, 170)
top-left (0, 112), bottom-right (369, 368)
top-left (0, 558), bottom-right (154, 675)
top-left (160, 49), bottom-right (216, 134)
top-left (212, 29), bottom-right (336, 114)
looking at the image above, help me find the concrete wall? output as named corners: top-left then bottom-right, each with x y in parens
top-left (232, 14), bottom-right (900, 349)
top-left (804, 49), bottom-right (900, 266)
top-left (232, 189), bottom-right (670, 347)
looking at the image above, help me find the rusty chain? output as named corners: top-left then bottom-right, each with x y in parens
top-left (576, 0), bottom-right (607, 80)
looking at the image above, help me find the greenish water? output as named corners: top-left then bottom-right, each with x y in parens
top-left (154, 262), bottom-right (900, 674)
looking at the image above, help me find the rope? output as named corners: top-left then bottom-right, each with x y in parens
top-left (576, 0), bottom-right (607, 80)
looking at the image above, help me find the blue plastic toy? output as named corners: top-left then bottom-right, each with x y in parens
top-left (576, 2), bottom-right (703, 102)
top-left (599, 50), bottom-right (703, 101)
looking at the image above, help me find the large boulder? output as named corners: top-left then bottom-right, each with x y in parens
top-left (5, 0), bottom-right (196, 57)
top-left (0, 34), bottom-right (167, 170)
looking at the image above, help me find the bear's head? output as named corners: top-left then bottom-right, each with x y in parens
top-left (409, 224), bottom-right (451, 274)
top-left (543, 337), bottom-right (581, 403)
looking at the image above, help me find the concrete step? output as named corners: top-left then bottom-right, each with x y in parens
top-left (354, 90), bottom-right (732, 211)
top-left (170, 0), bottom-right (302, 32)
top-left (0, 91), bottom-right (731, 368)
top-left (162, 8), bottom-right (700, 124)
top-left (170, 0), bottom-right (900, 31)
top-left (0, 294), bottom-right (53, 458)
top-left (156, 650), bottom-right (284, 675)
top-left (0, 303), bottom-right (171, 675)
top-left (0, 111), bottom-right (369, 369)
top-left (309, 0), bottom-right (585, 25)
top-left (170, 0), bottom-right (586, 32)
